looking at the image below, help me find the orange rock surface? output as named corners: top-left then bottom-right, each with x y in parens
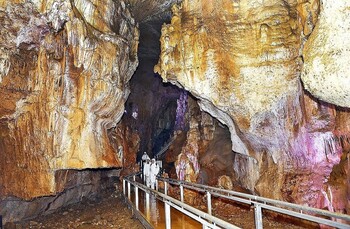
top-left (155, 0), bottom-right (307, 156)
top-left (0, 0), bottom-right (138, 199)
top-left (156, 0), bottom-right (350, 214)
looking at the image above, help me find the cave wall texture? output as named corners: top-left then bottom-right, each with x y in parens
top-left (0, 0), bottom-right (350, 221)
top-left (301, 0), bottom-right (350, 108)
top-left (155, 0), bottom-right (350, 214)
top-left (0, 0), bottom-right (139, 199)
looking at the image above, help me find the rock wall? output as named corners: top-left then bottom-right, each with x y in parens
top-left (0, 169), bottom-right (120, 223)
top-left (0, 0), bottom-right (138, 199)
top-left (155, 0), bottom-right (306, 157)
top-left (167, 95), bottom-right (234, 187)
top-left (301, 1), bottom-right (350, 108)
top-left (155, 0), bottom-right (350, 214)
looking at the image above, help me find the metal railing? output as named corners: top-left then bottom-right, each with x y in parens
top-left (157, 177), bottom-right (350, 229)
top-left (123, 173), bottom-right (239, 229)
top-left (123, 173), bottom-right (350, 229)
top-left (154, 137), bottom-right (175, 159)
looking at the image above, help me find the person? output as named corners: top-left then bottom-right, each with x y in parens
top-left (143, 159), bottom-right (151, 188)
top-left (150, 159), bottom-right (160, 189)
top-left (141, 152), bottom-right (150, 178)
top-left (142, 152), bottom-right (150, 161)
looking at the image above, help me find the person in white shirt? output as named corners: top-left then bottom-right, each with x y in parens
top-left (143, 159), bottom-right (151, 188)
top-left (141, 152), bottom-right (150, 179)
top-left (150, 159), bottom-right (160, 189)
top-left (142, 152), bottom-right (150, 161)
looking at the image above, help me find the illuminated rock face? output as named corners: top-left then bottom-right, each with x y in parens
top-left (156, 0), bottom-right (350, 213)
top-left (301, 1), bottom-right (350, 108)
top-left (155, 0), bottom-right (306, 173)
top-left (155, 0), bottom-right (306, 157)
top-left (0, 0), bottom-right (138, 199)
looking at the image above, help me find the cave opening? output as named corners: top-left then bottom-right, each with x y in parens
top-left (121, 16), bottom-right (183, 160)
top-left (120, 15), bottom-right (239, 183)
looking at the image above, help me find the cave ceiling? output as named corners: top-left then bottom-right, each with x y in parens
top-left (126, 0), bottom-right (177, 60)
top-left (126, 0), bottom-right (178, 22)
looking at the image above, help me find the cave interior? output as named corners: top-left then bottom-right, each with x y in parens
top-left (0, 0), bottom-right (350, 227)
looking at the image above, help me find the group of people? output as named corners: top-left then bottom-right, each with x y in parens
top-left (141, 152), bottom-right (160, 189)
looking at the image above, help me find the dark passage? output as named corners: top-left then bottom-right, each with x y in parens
top-left (123, 17), bottom-right (185, 160)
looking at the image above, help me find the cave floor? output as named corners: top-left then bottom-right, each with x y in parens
top-left (166, 187), bottom-right (320, 229)
top-left (17, 190), bottom-right (143, 229)
top-left (211, 198), bottom-right (320, 229)
top-left (12, 185), bottom-right (320, 229)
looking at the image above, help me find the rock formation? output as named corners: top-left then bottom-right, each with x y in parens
top-left (166, 95), bottom-right (234, 187)
top-left (156, 0), bottom-right (350, 214)
top-left (125, 0), bottom-right (178, 22)
top-left (155, 0), bottom-right (306, 157)
top-left (0, 0), bottom-right (138, 199)
top-left (1, 0), bottom-right (350, 223)
top-left (301, 1), bottom-right (350, 108)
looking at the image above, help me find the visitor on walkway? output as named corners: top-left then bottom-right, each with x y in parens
top-left (143, 159), bottom-right (151, 188)
top-left (142, 152), bottom-right (150, 161)
top-left (150, 159), bottom-right (160, 190)
top-left (141, 152), bottom-right (150, 178)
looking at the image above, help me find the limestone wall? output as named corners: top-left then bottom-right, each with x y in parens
top-left (0, 0), bottom-right (139, 199)
top-left (155, 0), bottom-right (350, 214)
